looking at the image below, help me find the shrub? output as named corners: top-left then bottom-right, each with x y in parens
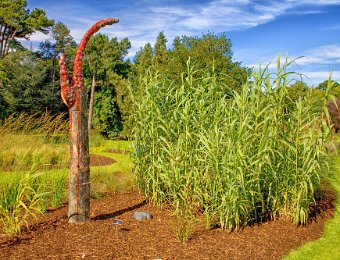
top-left (327, 98), bottom-right (340, 132)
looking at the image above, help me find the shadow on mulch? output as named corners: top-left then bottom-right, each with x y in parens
top-left (308, 185), bottom-right (336, 222)
top-left (93, 200), bottom-right (147, 221)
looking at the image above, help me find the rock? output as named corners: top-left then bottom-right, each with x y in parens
top-left (133, 211), bottom-right (153, 220)
top-left (113, 219), bottom-right (122, 225)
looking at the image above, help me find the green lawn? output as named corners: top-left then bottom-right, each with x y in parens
top-left (284, 155), bottom-right (340, 259)
top-left (0, 139), bottom-right (134, 209)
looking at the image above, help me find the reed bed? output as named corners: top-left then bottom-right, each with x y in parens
top-left (131, 58), bottom-right (333, 230)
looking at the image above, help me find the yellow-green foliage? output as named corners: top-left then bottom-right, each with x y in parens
top-left (0, 113), bottom-right (69, 169)
top-left (132, 57), bottom-right (333, 231)
top-left (0, 172), bottom-right (46, 235)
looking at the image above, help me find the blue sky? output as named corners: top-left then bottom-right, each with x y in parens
top-left (27, 0), bottom-right (340, 86)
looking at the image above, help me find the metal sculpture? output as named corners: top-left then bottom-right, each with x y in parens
top-left (59, 18), bottom-right (119, 223)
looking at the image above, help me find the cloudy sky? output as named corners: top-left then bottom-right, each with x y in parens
top-left (27, 0), bottom-right (340, 86)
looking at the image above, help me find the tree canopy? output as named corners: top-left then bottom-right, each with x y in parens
top-left (0, 0), bottom-right (54, 58)
top-left (83, 33), bottom-right (131, 137)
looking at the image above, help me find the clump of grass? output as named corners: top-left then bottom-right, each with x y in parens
top-left (51, 175), bottom-right (66, 208)
top-left (1, 112), bottom-right (68, 136)
top-left (0, 172), bottom-right (47, 235)
top-left (173, 214), bottom-right (197, 243)
top-left (131, 56), bottom-right (333, 231)
top-left (0, 113), bottom-right (69, 170)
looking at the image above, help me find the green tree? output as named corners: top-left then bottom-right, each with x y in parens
top-left (133, 43), bottom-right (153, 76)
top-left (0, 50), bottom-right (63, 114)
top-left (39, 22), bottom-right (76, 83)
top-left (287, 81), bottom-right (309, 101)
top-left (167, 33), bottom-right (250, 89)
top-left (317, 79), bottom-right (340, 96)
top-left (83, 34), bottom-right (131, 136)
top-left (154, 31), bottom-right (167, 71)
top-left (92, 87), bottom-right (122, 138)
top-left (0, 0), bottom-right (54, 58)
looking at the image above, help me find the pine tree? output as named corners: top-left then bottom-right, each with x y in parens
top-left (154, 31), bottom-right (167, 71)
top-left (0, 0), bottom-right (54, 58)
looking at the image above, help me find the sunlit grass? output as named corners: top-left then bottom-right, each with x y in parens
top-left (284, 155), bottom-right (340, 259)
top-left (89, 138), bottom-right (133, 196)
top-left (0, 113), bottom-right (69, 170)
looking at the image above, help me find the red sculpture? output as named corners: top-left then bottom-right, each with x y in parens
top-left (59, 18), bottom-right (119, 223)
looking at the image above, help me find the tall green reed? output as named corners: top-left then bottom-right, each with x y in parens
top-left (131, 57), bottom-right (333, 231)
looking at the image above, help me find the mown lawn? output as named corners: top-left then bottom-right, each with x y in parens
top-left (285, 155), bottom-right (340, 259)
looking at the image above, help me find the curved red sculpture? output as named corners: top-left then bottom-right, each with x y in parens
top-left (59, 18), bottom-right (119, 223)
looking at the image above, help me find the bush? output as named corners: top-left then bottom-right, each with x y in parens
top-left (327, 98), bottom-right (340, 132)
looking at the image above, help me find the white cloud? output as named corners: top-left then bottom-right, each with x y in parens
top-left (245, 45), bottom-right (340, 85)
top-left (26, 31), bottom-right (50, 42)
top-left (296, 45), bottom-right (340, 66)
top-left (299, 70), bottom-right (340, 86)
top-left (23, 0), bottom-right (340, 81)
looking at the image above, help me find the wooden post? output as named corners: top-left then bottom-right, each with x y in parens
top-left (59, 18), bottom-right (119, 223)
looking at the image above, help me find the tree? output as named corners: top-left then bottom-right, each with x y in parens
top-left (167, 33), bottom-right (250, 89)
top-left (133, 43), bottom-right (153, 76)
top-left (83, 33), bottom-right (131, 135)
top-left (287, 81), bottom-right (309, 101)
top-left (92, 86), bottom-right (122, 138)
top-left (0, 50), bottom-right (64, 114)
top-left (0, 0), bottom-right (54, 58)
top-left (38, 22), bottom-right (76, 82)
top-left (154, 31), bottom-right (167, 71)
top-left (317, 79), bottom-right (340, 96)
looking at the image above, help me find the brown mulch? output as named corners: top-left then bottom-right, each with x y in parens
top-left (0, 187), bottom-right (335, 260)
top-left (90, 154), bottom-right (116, 166)
top-left (0, 154), bottom-right (115, 172)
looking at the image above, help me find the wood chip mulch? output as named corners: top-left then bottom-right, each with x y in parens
top-left (0, 186), bottom-right (335, 260)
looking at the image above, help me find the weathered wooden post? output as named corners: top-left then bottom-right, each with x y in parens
top-left (59, 18), bottom-right (119, 223)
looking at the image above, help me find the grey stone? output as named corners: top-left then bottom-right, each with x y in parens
top-left (133, 211), bottom-right (153, 220)
top-left (113, 219), bottom-right (122, 225)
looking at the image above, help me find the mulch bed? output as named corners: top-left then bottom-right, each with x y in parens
top-left (0, 187), bottom-right (335, 259)
top-left (90, 154), bottom-right (116, 166)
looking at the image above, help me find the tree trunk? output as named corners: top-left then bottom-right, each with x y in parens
top-left (4, 29), bottom-right (17, 57)
top-left (88, 74), bottom-right (96, 131)
top-left (68, 87), bottom-right (90, 223)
